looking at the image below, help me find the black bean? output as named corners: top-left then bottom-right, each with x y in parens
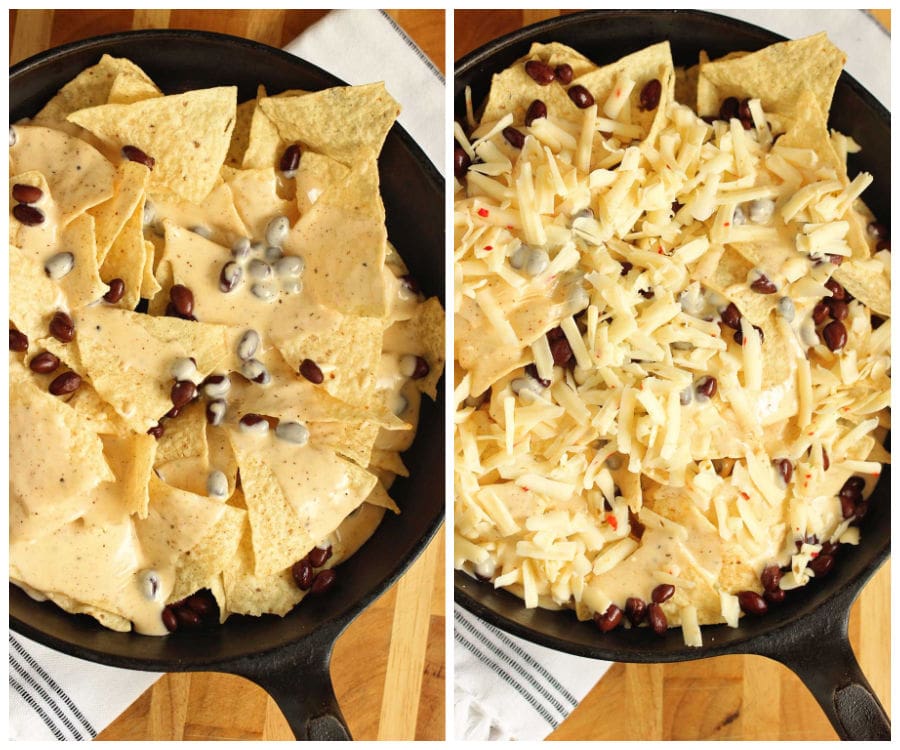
top-left (122, 145), bottom-right (155, 169)
top-left (750, 274), bottom-right (777, 294)
top-left (169, 284), bottom-right (194, 317)
top-left (12, 183), bottom-right (43, 204)
top-left (625, 597), bottom-right (647, 626)
top-left (502, 126), bottom-right (525, 149)
top-left (876, 239), bottom-right (890, 252)
top-left (453, 146), bottom-right (471, 180)
top-left (170, 380), bottom-right (198, 409)
top-left (760, 565), bottom-right (782, 592)
top-left (840, 493), bottom-right (858, 520)
top-left (310, 568), bottom-right (337, 595)
top-left (737, 590), bottom-right (768, 616)
top-left (162, 606), bottom-right (179, 632)
top-left (719, 97), bottom-right (740, 121)
top-left (525, 99), bottom-right (547, 127)
top-left (410, 356), bottom-right (430, 380)
top-left (524, 363), bottom-right (551, 388)
top-left (103, 278), bottom-right (125, 303)
top-left (808, 554), bottom-right (834, 577)
top-left (299, 358), bottom-right (324, 384)
top-left (148, 423), bottom-right (165, 439)
top-left (647, 603), bottom-right (668, 635)
top-left (48, 371), bottom-right (81, 396)
top-left (291, 558), bottom-right (314, 590)
top-left (828, 298), bottom-right (849, 321)
top-left (219, 261), bottom-right (243, 293)
top-left (638, 288), bottom-right (655, 299)
top-left (567, 84), bottom-right (595, 109)
top-left (651, 583), bottom-right (675, 604)
top-left (524, 59), bottom-right (555, 85)
top-left (549, 333), bottom-right (574, 367)
top-left (308, 545), bottom-right (333, 568)
top-left (29, 351), bottom-right (60, 374)
top-left (695, 376), bottom-right (717, 399)
top-left (840, 476), bottom-right (865, 500)
top-left (279, 143), bottom-right (302, 175)
top-left (593, 604), bottom-right (624, 633)
top-left (720, 303), bottom-right (742, 329)
top-left (639, 78), bottom-right (662, 111)
top-left (812, 301), bottom-right (830, 325)
top-left (763, 587), bottom-right (786, 605)
top-left (554, 63), bottom-right (574, 85)
top-left (822, 320), bottom-right (847, 351)
top-left (9, 328), bottom-right (28, 352)
top-left (13, 203), bottom-right (44, 226)
top-left (775, 458), bottom-right (793, 485)
top-left (824, 278), bottom-right (847, 300)
top-left (49, 311), bottom-right (75, 343)
top-left (620, 261), bottom-right (633, 276)
top-left (733, 325), bottom-right (764, 345)
top-left (738, 98), bottom-right (753, 129)
top-left (175, 607), bottom-right (202, 629)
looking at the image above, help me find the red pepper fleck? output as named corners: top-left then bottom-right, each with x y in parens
top-left (616, 88), bottom-right (621, 97)
top-left (484, 245), bottom-right (493, 251)
top-left (723, 221), bottom-right (731, 227)
top-left (739, 491), bottom-right (750, 500)
top-left (805, 474), bottom-right (811, 479)
top-left (606, 514), bottom-right (618, 530)
top-left (477, 208), bottom-right (489, 218)
top-left (810, 551), bottom-right (819, 558)
top-left (506, 225), bottom-right (514, 230)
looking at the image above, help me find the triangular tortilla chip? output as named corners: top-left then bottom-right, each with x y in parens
top-left (282, 153), bottom-right (387, 316)
top-left (68, 86), bottom-right (237, 203)
top-left (258, 82), bottom-right (399, 165)
top-left (696, 32), bottom-right (845, 118)
top-left (90, 159), bottom-right (150, 265)
top-left (74, 306), bottom-right (233, 432)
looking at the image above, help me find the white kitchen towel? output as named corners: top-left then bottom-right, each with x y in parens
top-left (451, 8), bottom-right (889, 742)
top-left (9, 10), bottom-right (444, 741)
top-left (454, 604), bottom-right (610, 741)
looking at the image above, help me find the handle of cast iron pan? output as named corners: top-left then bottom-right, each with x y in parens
top-left (747, 585), bottom-right (890, 740)
top-left (226, 626), bottom-right (351, 741)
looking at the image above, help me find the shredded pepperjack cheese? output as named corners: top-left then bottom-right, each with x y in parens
top-left (454, 41), bottom-right (890, 647)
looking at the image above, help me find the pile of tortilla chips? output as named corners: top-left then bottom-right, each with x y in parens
top-left (453, 33), bottom-right (889, 645)
top-left (10, 55), bottom-right (444, 634)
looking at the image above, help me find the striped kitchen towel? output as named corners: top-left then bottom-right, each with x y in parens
top-left (9, 9), bottom-right (444, 741)
top-left (454, 604), bottom-right (611, 741)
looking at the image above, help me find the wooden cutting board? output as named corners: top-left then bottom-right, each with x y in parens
top-left (9, 9), bottom-right (445, 741)
top-left (456, 9), bottom-right (890, 741)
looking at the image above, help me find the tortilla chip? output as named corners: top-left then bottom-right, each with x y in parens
top-left (222, 166), bottom-right (295, 240)
top-left (90, 159), bottom-right (150, 265)
top-left (229, 427), bottom-right (377, 577)
top-left (696, 32), bottom-right (845, 118)
top-left (101, 432), bottom-right (157, 518)
top-left (99, 196), bottom-right (146, 310)
top-left (8, 244), bottom-right (63, 341)
top-left (833, 258), bottom-right (891, 317)
top-left (169, 503), bottom-right (246, 603)
top-left (282, 153), bottom-right (387, 317)
top-left (68, 86), bottom-right (238, 203)
top-left (106, 72), bottom-right (163, 105)
top-left (369, 448), bottom-right (409, 477)
top-left (45, 592), bottom-right (132, 632)
top-left (271, 312), bottom-right (385, 407)
top-left (141, 239), bottom-right (162, 300)
top-left (33, 54), bottom-right (158, 124)
top-left (385, 296), bottom-right (445, 400)
top-left (153, 400), bottom-right (210, 467)
top-left (10, 374), bottom-right (114, 542)
top-left (259, 82), bottom-right (400, 165)
top-left (74, 306), bottom-right (233, 432)
top-left (365, 480), bottom-right (400, 514)
top-left (10, 125), bottom-right (116, 220)
top-left (225, 87), bottom-right (264, 169)
top-left (223, 520), bottom-right (305, 617)
top-left (294, 151), bottom-right (350, 216)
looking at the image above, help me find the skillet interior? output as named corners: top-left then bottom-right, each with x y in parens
top-left (9, 29), bottom-right (445, 670)
top-left (453, 9), bottom-right (891, 662)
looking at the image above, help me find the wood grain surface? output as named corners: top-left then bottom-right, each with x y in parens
top-left (455, 8), bottom-right (891, 742)
top-left (9, 8), bottom-right (445, 742)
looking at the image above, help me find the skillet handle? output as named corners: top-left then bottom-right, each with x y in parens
top-left (228, 636), bottom-right (351, 741)
top-left (764, 605), bottom-right (889, 740)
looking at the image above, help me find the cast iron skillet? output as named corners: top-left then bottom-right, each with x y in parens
top-left (10, 29), bottom-right (445, 741)
top-left (454, 10), bottom-right (890, 741)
